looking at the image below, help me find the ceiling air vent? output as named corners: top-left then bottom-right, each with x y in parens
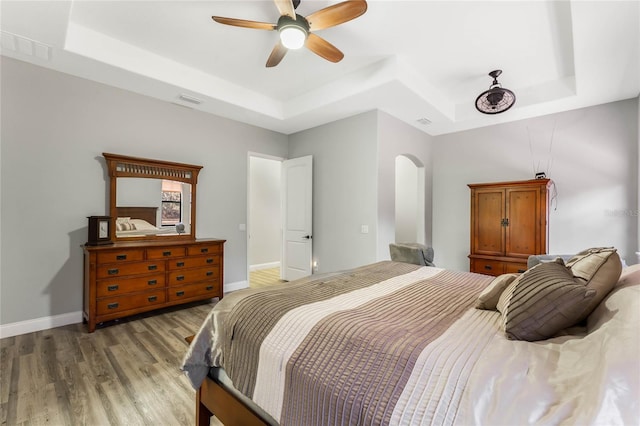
top-left (178, 93), bottom-right (202, 105)
top-left (1, 31), bottom-right (51, 61)
top-left (416, 117), bottom-right (432, 126)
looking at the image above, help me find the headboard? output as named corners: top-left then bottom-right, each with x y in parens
top-left (116, 207), bottom-right (158, 226)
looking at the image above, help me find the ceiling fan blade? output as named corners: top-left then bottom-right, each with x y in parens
top-left (307, 0), bottom-right (367, 31)
top-left (274, 0), bottom-right (296, 19)
top-left (212, 16), bottom-right (276, 30)
top-left (306, 33), bottom-right (344, 63)
top-left (266, 42), bottom-right (288, 67)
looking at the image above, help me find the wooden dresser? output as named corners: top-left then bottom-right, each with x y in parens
top-left (468, 179), bottom-right (550, 276)
top-left (83, 238), bottom-right (225, 332)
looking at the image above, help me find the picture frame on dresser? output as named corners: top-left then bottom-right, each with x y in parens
top-left (82, 153), bottom-right (225, 332)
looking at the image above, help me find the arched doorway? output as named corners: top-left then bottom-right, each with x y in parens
top-left (395, 154), bottom-right (425, 244)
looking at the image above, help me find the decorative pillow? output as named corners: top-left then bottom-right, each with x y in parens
top-left (496, 258), bottom-right (596, 341)
top-left (116, 221), bottom-right (136, 231)
top-left (475, 273), bottom-right (519, 310)
top-left (116, 216), bottom-right (131, 224)
top-left (129, 218), bottom-right (157, 230)
top-left (565, 247), bottom-right (622, 322)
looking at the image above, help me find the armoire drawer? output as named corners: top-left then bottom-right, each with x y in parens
top-left (169, 282), bottom-right (220, 301)
top-left (97, 261), bottom-right (165, 279)
top-left (168, 255), bottom-right (220, 270)
top-left (168, 267), bottom-right (220, 285)
top-left (96, 273), bottom-right (165, 297)
top-left (96, 291), bottom-right (166, 315)
top-left (504, 262), bottom-right (528, 274)
top-left (470, 259), bottom-right (505, 276)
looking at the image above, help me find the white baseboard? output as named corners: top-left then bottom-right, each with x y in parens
top-left (0, 311), bottom-right (83, 339)
top-left (224, 280), bottom-right (249, 293)
top-left (249, 261), bottom-right (280, 272)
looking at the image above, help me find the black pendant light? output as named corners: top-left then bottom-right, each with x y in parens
top-left (475, 70), bottom-right (516, 114)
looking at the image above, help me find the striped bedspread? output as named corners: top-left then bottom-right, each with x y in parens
top-left (183, 262), bottom-right (640, 425)
top-left (183, 261), bottom-right (497, 425)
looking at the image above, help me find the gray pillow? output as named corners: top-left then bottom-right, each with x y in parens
top-left (497, 258), bottom-right (596, 341)
top-left (565, 247), bottom-right (622, 322)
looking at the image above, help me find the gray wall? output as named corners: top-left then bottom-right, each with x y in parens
top-left (249, 156), bottom-right (281, 267)
top-left (377, 111), bottom-right (433, 261)
top-left (288, 110), bottom-right (434, 273)
top-left (0, 57), bottom-right (288, 325)
top-left (289, 111), bottom-right (379, 273)
top-left (432, 98), bottom-right (639, 271)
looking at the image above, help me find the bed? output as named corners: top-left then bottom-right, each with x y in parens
top-left (115, 206), bottom-right (177, 236)
top-left (182, 252), bottom-right (640, 426)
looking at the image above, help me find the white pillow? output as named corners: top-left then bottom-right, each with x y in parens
top-left (129, 218), bottom-right (158, 230)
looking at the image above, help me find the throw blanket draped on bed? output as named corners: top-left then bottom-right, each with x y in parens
top-left (182, 261), bottom-right (640, 426)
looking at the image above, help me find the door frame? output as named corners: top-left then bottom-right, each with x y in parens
top-left (247, 152), bottom-right (286, 288)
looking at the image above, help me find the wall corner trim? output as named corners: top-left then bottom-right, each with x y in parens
top-left (224, 280), bottom-right (249, 294)
top-left (0, 311), bottom-right (83, 338)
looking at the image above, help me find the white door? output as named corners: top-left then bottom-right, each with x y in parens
top-left (281, 155), bottom-right (313, 281)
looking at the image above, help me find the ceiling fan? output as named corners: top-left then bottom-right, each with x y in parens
top-left (212, 0), bottom-right (367, 67)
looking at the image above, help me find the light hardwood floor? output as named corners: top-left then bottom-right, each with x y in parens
top-left (0, 300), bottom-right (220, 426)
top-left (249, 268), bottom-right (286, 289)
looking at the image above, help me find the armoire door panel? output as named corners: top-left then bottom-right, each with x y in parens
top-left (505, 188), bottom-right (539, 257)
top-left (473, 190), bottom-right (505, 256)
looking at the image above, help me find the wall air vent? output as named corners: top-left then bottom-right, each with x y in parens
top-left (416, 117), bottom-right (432, 126)
top-left (178, 93), bottom-right (203, 105)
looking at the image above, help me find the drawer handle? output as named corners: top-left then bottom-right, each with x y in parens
top-left (517, 269), bottom-right (526, 273)
top-left (484, 265), bottom-right (492, 270)
top-left (176, 262), bottom-right (185, 267)
top-left (176, 291), bottom-right (185, 297)
top-left (107, 268), bottom-right (119, 275)
top-left (176, 275), bottom-right (185, 281)
top-left (148, 279), bottom-right (157, 286)
top-left (107, 285), bottom-right (119, 292)
top-left (206, 285), bottom-right (213, 291)
top-left (148, 265), bottom-right (158, 271)
top-left (116, 254), bottom-right (127, 260)
top-left (107, 302), bottom-right (119, 310)
top-left (148, 296), bottom-right (158, 302)
top-left (206, 271), bottom-right (213, 277)
top-left (200, 248), bottom-right (208, 253)
top-left (206, 258), bottom-right (214, 264)
top-left (163, 251), bottom-right (171, 256)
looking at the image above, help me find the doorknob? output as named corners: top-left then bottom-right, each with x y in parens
top-left (303, 235), bottom-right (312, 239)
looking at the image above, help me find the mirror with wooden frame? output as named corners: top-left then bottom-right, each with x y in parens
top-left (103, 153), bottom-right (202, 241)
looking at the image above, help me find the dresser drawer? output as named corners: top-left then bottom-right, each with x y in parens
top-left (187, 244), bottom-right (222, 256)
top-left (169, 282), bottom-right (220, 301)
top-left (97, 261), bottom-right (165, 279)
top-left (147, 247), bottom-right (186, 260)
top-left (470, 259), bottom-right (505, 276)
top-left (97, 292), bottom-right (166, 315)
top-left (97, 249), bottom-right (144, 264)
top-left (168, 267), bottom-right (220, 285)
top-left (168, 255), bottom-right (220, 270)
top-left (96, 273), bottom-right (165, 297)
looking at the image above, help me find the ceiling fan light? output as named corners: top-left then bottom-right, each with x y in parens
top-left (279, 26), bottom-right (306, 49)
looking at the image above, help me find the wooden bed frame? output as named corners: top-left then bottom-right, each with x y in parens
top-left (116, 206), bottom-right (158, 226)
top-left (196, 376), bottom-right (270, 426)
top-left (183, 335), bottom-right (269, 426)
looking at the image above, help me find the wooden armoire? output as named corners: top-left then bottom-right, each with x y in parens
top-left (468, 179), bottom-right (551, 276)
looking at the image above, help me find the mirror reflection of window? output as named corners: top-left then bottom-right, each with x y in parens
top-left (161, 180), bottom-right (182, 226)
